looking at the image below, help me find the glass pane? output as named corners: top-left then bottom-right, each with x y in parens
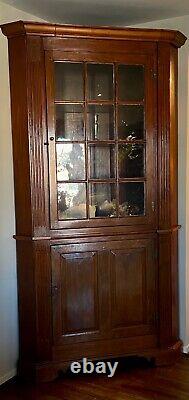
top-left (89, 183), bottom-right (116, 218)
top-left (118, 105), bottom-right (144, 140)
top-left (89, 145), bottom-right (115, 179)
top-left (87, 105), bottom-right (114, 140)
top-left (56, 143), bottom-right (85, 181)
top-left (58, 183), bottom-right (86, 219)
top-left (118, 144), bottom-right (144, 178)
top-left (87, 64), bottom-right (113, 100)
top-left (118, 65), bottom-right (144, 101)
top-left (55, 105), bottom-right (84, 141)
top-left (54, 62), bottom-right (83, 101)
top-left (119, 182), bottom-right (144, 216)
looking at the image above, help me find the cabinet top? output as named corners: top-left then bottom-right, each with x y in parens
top-left (1, 20), bottom-right (187, 48)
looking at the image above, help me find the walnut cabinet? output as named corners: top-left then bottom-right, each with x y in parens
top-left (1, 21), bottom-right (187, 381)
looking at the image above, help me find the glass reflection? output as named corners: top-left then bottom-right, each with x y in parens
top-left (54, 62), bottom-right (83, 101)
top-left (58, 183), bottom-right (86, 219)
top-left (118, 105), bottom-right (144, 140)
top-left (118, 65), bottom-right (144, 101)
top-left (55, 105), bottom-right (84, 141)
top-left (56, 143), bottom-right (85, 181)
top-left (119, 182), bottom-right (144, 216)
top-left (87, 105), bottom-right (114, 140)
top-left (89, 145), bottom-right (115, 179)
top-left (87, 64), bottom-right (113, 100)
top-left (119, 144), bottom-right (144, 178)
top-left (89, 183), bottom-right (116, 218)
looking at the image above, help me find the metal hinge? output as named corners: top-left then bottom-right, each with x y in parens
top-left (151, 201), bottom-right (155, 212)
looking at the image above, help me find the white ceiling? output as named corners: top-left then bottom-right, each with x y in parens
top-left (1, 0), bottom-right (189, 25)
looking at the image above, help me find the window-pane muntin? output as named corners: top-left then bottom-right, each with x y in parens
top-left (53, 60), bottom-right (148, 221)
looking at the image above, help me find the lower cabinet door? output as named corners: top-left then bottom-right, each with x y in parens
top-left (51, 236), bottom-right (157, 347)
top-left (51, 245), bottom-right (109, 345)
top-left (109, 238), bottom-right (157, 338)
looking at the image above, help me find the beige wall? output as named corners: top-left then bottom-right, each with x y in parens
top-left (0, 1), bottom-right (45, 384)
top-left (134, 15), bottom-right (189, 351)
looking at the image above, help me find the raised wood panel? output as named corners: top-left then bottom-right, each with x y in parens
top-left (111, 248), bottom-right (146, 327)
top-left (109, 239), bottom-right (157, 338)
top-left (60, 252), bottom-right (98, 334)
top-left (51, 247), bottom-right (105, 345)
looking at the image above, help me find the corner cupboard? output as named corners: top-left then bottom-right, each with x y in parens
top-left (1, 21), bottom-right (186, 381)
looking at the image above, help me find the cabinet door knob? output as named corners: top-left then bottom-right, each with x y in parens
top-left (49, 136), bottom-right (54, 141)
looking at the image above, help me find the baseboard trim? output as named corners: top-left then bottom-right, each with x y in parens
top-left (0, 369), bottom-right (17, 386)
top-left (183, 344), bottom-right (189, 354)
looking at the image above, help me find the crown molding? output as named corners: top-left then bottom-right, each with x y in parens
top-left (1, 20), bottom-right (187, 48)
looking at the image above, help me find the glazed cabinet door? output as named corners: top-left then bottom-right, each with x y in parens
top-left (51, 236), bottom-right (157, 348)
top-left (45, 42), bottom-right (157, 231)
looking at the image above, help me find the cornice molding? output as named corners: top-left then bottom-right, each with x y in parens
top-left (1, 20), bottom-right (187, 48)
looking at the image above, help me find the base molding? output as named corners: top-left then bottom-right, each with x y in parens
top-left (150, 340), bottom-right (183, 366)
top-left (0, 369), bottom-right (17, 386)
top-left (23, 340), bottom-right (182, 382)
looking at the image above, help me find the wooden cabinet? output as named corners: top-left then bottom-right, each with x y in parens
top-left (1, 21), bottom-right (187, 382)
